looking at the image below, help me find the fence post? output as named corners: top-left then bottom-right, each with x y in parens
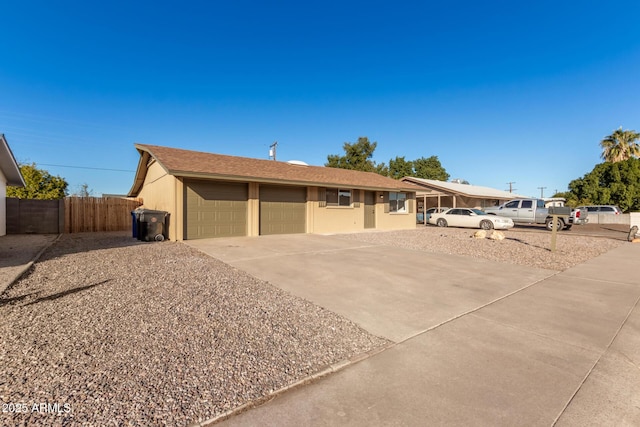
top-left (58, 199), bottom-right (65, 233)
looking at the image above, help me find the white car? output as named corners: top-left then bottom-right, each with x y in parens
top-left (417, 207), bottom-right (450, 224)
top-left (428, 208), bottom-right (514, 230)
top-left (577, 205), bottom-right (623, 215)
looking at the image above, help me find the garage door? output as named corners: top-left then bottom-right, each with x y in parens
top-left (185, 180), bottom-right (248, 239)
top-left (260, 185), bottom-right (306, 235)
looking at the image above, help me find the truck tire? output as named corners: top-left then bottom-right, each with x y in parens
top-left (545, 217), bottom-right (564, 231)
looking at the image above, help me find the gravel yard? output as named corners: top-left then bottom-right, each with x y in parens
top-left (0, 227), bottom-right (626, 426)
top-left (337, 226), bottom-right (626, 271)
top-left (0, 232), bottom-right (387, 426)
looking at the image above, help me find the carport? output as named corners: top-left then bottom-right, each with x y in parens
top-left (402, 177), bottom-right (527, 224)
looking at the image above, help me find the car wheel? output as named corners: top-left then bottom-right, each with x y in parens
top-left (545, 217), bottom-right (564, 231)
top-left (480, 220), bottom-right (494, 230)
top-left (436, 218), bottom-right (448, 227)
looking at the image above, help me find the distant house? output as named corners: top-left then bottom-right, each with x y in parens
top-left (128, 144), bottom-right (419, 240)
top-left (401, 177), bottom-right (526, 214)
top-left (0, 134), bottom-right (26, 236)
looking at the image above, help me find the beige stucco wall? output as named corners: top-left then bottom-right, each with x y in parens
top-left (137, 161), bottom-right (179, 240)
top-left (0, 168), bottom-right (6, 236)
top-left (248, 182), bottom-right (259, 237)
top-left (372, 191), bottom-right (417, 231)
top-left (307, 188), bottom-right (416, 234)
top-left (139, 171), bottom-right (417, 239)
top-left (306, 187), bottom-right (364, 234)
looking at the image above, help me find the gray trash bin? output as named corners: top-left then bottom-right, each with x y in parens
top-left (137, 209), bottom-right (168, 242)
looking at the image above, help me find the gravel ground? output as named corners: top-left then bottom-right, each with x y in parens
top-left (337, 226), bottom-right (626, 271)
top-left (0, 227), bottom-right (626, 426)
top-left (0, 232), bottom-right (388, 426)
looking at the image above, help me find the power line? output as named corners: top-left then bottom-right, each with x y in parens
top-left (38, 163), bottom-right (135, 173)
top-left (537, 186), bottom-right (547, 198)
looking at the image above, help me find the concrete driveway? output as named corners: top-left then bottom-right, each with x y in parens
top-left (0, 234), bottom-right (59, 294)
top-left (185, 234), bottom-right (555, 343)
top-left (185, 234), bottom-right (640, 426)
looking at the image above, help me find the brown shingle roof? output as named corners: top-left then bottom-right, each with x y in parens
top-left (130, 144), bottom-right (420, 194)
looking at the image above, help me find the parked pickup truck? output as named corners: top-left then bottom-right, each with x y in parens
top-left (483, 199), bottom-right (588, 231)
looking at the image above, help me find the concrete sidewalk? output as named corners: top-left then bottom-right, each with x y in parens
top-left (187, 235), bottom-right (640, 426)
top-left (0, 234), bottom-right (59, 294)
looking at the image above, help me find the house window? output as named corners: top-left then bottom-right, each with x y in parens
top-left (390, 192), bottom-right (407, 213)
top-left (326, 188), bottom-right (352, 207)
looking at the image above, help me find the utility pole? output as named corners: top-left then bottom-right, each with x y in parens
top-left (506, 182), bottom-right (516, 193)
top-left (269, 141), bottom-right (278, 161)
top-left (538, 186), bottom-right (547, 198)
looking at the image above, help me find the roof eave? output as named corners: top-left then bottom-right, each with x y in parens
top-left (131, 143), bottom-right (418, 194)
top-left (402, 176), bottom-right (516, 199)
top-left (402, 176), bottom-right (473, 197)
top-left (171, 170), bottom-right (418, 192)
top-left (0, 134), bottom-right (26, 187)
top-left (128, 144), bottom-right (173, 196)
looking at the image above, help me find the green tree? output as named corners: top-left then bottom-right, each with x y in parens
top-left (566, 158), bottom-right (640, 211)
top-left (6, 163), bottom-right (68, 200)
top-left (375, 162), bottom-right (389, 176)
top-left (552, 191), bottom-right (580, 207)
top-left (600, 127), bottom-right (640, 162)
top-left (388, 156), bottom-right (414, 180)
top-left (412, 156), bottom-right (450, 181)
top-left (326, 137), bottom-right (385, 173)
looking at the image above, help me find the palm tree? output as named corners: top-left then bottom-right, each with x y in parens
top-left (600, 127), bottom-right (640, 162)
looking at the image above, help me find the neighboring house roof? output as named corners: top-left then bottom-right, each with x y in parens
top-left (128, 144), bottom-right (421, 196)
top-left (0, 134), bottom-right (25, 187)
top-left (402, 177), bottom-right (526, 199)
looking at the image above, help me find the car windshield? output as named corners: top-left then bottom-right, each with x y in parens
top-left (471, 209), bottom-right (487, 215)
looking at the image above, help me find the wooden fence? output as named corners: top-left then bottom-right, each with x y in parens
top-left (64, 197), bottom-right (142, 233)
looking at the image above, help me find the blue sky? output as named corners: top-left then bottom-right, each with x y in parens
top-left (1, 0), bottom-right (639, 197)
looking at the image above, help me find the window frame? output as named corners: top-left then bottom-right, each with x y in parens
top-left (326, 188), bottom-right (352, 207)
top-left (389, 192), bottom-right (408, 214)
top-left (505, 200), bottom-right (520, 209)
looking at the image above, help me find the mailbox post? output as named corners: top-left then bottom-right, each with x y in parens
top-left (548, 206), bottom-right (571, 252)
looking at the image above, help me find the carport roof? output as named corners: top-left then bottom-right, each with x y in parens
top-left (402, 177), bottom-right (526, 199)
top-left (128, 144), bottom-right (421, 196)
